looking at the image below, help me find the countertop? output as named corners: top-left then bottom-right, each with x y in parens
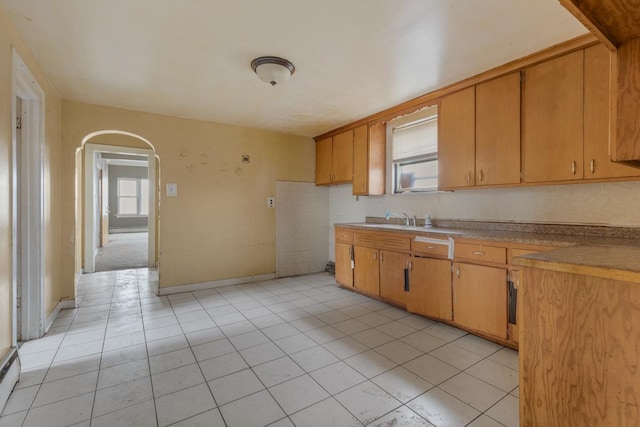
top-left (336, 219), bottom-right (640, 283)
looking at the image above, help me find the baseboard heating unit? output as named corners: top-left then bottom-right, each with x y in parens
top-left (0, 348), bottom-right (20, 413)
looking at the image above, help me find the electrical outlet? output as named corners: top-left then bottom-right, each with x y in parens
top-left (267, 197), bottom-right (275, 208)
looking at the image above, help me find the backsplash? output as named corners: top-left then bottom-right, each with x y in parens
top-left (328, 180), bottom-right (640, 260)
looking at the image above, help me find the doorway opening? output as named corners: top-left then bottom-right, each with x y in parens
top-left (81, 140), bottom-right (158, 274)
top-left (11, 49), bottom-right (45, 342)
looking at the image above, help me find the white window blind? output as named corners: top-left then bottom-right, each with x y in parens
top-left (392, 116), bottom-right (438, 162)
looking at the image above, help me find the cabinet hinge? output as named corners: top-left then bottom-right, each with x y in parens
top-left (16, 116), bottom-right (22, 130)
top-left (16, 296), bottom-right (21, 309)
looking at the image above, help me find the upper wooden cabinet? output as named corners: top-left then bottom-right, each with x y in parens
top-left (475, 72), bottom-right (522, 186)
top-left (315, 129), bottom-right (353, 185)
top-left (523, 50), bottom-right (585, 182)
top-left (583, 44), bottom-right (640, 179)
top-left (353, 123), bottom-right (386, 196)
top-left (438, 86), bottom-right (476, 189)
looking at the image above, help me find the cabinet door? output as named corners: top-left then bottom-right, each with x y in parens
top-left (453, 263), bottom-right (507, 339)
top-left (315, 137), bottom-right (333, 185)
top-left (584, 44), bottom-right (640, 179)
top-left (439, 86), bottom-right (475, 189)
top-left (354, 246), bottom-right (380, 296)
top-left (407, 257), bottom-right (452, 321)
top-left (332, 129), bottom-right (354, 183)
top-left (352, 124), bottom-right (369, 195)
top-left (523, 50), bottom-right (584, 182)
top-left (476, 72), bottom-right (521, 185)
top-left (335, 242), bottom-right (354, 287)
top-left (379, 250), bottom-right (409, 306)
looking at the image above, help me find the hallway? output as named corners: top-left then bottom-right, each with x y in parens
top-left (94, 232), bottom-right (148, 272)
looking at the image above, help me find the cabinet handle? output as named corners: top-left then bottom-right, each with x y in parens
top-left (426, 245), bottom-right (435, 249)
top-left (456, 268), bottom-right (460, 278)
top-left (478, 170), bottom-right (484, 182)
top-left (373, 252), bottom-right (377, 261)
top-left (466, 172), bottom-right (471, 184)
top-left (472, 250), bottom-right (485, 255)
top-left (590, 159), bottom-right (595, 174)
top-left (380, 252), bottom-right (384, 262)
top-left (571, 161), bottom-right (576, 175)
top-left (409, 260), bottom-right (412, 271)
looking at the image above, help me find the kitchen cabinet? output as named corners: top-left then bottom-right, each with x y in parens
top-left (584, 44), bottom-right (640, 179)
top-left (353, 246), bottom-right (380, 296)
top-left (438, 86), bottom-right (476, 189)
top-left (523, 50), bottom-right (584, 182)
top-left (453, 262), bottom-right (508, 339)
top-left (379, 250), bottom-right (409, 306)
top-left (475, 72), bottom-right (521, 186)
top-left (315, 129), bottom-right (353, 185)
top-left (335, 227), bottom-right (354, 287)
top-left (353, 123), bottom-right (386, 196)
top-left (407, 257), bottom-right (452, 321)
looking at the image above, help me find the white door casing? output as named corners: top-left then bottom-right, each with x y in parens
top-left (11, 49), bottom-right (45, 342)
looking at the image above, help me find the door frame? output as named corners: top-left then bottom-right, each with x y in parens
top-left (11, 49), bottom-right (45, 342)
top-left (83, 143), bottom-right (156, 272)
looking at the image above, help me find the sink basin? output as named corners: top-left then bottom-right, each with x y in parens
top-left (356, 223), bottom-right (465, 235)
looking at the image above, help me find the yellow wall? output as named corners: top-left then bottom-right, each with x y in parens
top-left (0, 6), bottom-right (63, 357)
top-left (61, 101), bottom-right (315, 288)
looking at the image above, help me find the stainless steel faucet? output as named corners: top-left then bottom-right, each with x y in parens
top-left (385, 211), bottom-right (410, 226)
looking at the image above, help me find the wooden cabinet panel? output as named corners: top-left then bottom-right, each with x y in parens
top-left (413, 238), bottom-right (450, 259)
top-left (453, 263), bottom-right (508, 339)
top-left (455, 243), bottom-right (507, 264)
top-left (439, 87), bottom-right (476, 189)
top-left (353, 123), bottom-right (386, 196)
top-left (335, 242), bottom-right (354, 287)
top-left (584, 44), bottom-right (640, 179)
top-left (475, 72), bottom-right (521, 185)
top-left (379, 250), bottom-right (409, 306)
top-left (332, 129), bottom-right (354, 183)
top-left (354, 232), bottom-right (410, 253)
top-left (523, 50), bottom-right (584, 182)
top-left (407, 257), bottom-right (452, 321)
top-left (354, 246), bottom-right (380, 296)
top-left (335, 228), bottom-right (354, 244)
top-left (352, 124), bottom-right (369, 195)
top-left (315, 137), bottom-right (333, 185)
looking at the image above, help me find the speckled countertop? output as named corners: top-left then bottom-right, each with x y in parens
top-left (336, 218), bottom-right (640, 282)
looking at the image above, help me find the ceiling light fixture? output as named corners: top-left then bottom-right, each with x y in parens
top-left (251, 56), bottom-right (295, 86)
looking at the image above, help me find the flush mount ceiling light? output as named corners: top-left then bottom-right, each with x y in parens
top-left (251, 56), bottom-right (295, 86)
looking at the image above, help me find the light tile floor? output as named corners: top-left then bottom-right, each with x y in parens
top-left (0, 269), bottom-right (519, 427)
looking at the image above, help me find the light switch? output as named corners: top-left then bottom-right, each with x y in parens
top-left (267, 197), bottom-right (275, 208)
top-left (166, 183), bottom-right (178, 197)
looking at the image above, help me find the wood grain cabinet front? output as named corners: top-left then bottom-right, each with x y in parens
top-left (407, 257), bottom-right (452, 321)
top-left (315, 129), bottom-right (354, 185)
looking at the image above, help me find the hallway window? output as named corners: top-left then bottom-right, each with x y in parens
top-left (117, 178), bottom-right (149, 216)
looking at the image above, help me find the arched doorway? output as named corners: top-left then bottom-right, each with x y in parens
top-left (75, 131), bottom-right (159, 274)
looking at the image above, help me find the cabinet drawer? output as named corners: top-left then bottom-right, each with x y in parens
top-left (354, 232), bottom-right (410, 253)
top-left (413, 238), bottom-right (450, 258)
top-left (335, 228), bottom-right (354, 244)
top-left (456, 243), bottom-right (506, 264)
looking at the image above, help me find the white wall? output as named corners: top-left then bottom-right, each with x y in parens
top-left (276, 181), bottom-right (329, 277)
top-left (328, 180), bottom-right (640, 260)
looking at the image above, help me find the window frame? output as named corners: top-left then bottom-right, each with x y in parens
top-left (116, 177), bottom-right (149, 217)
top-left (389, 106), bottom-right (439, 194)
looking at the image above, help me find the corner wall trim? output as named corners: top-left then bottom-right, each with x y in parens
top-left (0, 348), bottom-right (20, 414)
top-left (158, 273), bottom-right (276, 296)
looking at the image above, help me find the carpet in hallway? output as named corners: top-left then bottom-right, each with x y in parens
top-left (95, 232), bottom-right (148, 271)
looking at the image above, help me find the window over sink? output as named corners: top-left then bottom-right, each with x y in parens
top-left (390, 105), bottom-right (438, 193)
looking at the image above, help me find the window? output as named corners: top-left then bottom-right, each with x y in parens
top-left (391, 106), bottom-right (438, 192)
top-left (117, 178), bottom-right (149, 216)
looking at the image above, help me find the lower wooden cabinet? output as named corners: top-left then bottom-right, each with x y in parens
top-left (379, 250), bottom-right (410, 306)
top-left (353, 246), bottom-right (380, 296)
top-left (335, 242), bottom-right (353, 287)
top-left (453, 262), bottom-right (508, 339)
top-left (407, 257), bottom-right (452, 321)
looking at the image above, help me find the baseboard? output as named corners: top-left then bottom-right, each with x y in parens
top-left (109, 228), bottom-right (147, 233)
top-left (61, 299), bottom-right (76, 309)
top-left (158, 273), bottom-right (276, 296)
top-left (0, 348), bottom-right (20, 414)
top-left (45, 301), bottom-right (63, 333)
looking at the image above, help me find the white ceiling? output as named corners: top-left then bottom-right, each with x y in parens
top-left (1, 1), bottom-right (587, 137)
